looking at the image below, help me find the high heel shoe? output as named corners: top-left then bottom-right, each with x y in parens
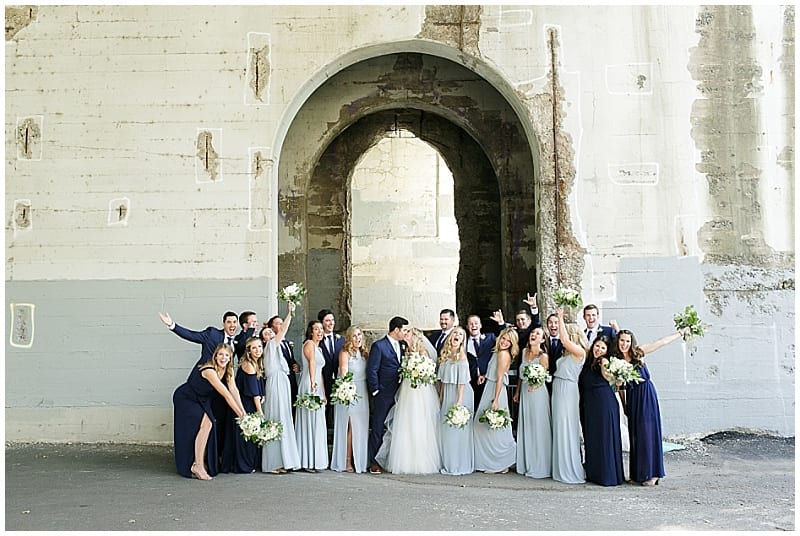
top-left (190, 463), bottom-right (212, 480)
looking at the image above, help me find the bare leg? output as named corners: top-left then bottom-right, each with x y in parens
top-left (346, 418), bottom-right (355, 472)
top-left (192, 414), bottom-right (213, 480)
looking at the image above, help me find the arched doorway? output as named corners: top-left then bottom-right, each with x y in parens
top-left (276, 47), bottom-right (541, 335)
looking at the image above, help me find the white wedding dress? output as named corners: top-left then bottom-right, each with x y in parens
top-left (375, 354), bottom-right (442, 474)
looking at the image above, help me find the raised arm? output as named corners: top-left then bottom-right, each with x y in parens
top-left (640, 330), bottom-right (684, 356)
top-left (557, 308), bottom-right (585, 362)
top-left (273, 301), bottom-right (296, 347)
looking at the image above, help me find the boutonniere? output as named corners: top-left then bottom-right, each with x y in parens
top-left (288, 341), bottom-right (294, 346)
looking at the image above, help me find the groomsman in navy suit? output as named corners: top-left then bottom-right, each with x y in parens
top-left (366, 316), bottom-right (410, 474)
top-left (544, 313), bottom-right (563, 396)
top-left (318, 309), bottom-right (344, 426)
top-left (234, 310), bottom-right (260, 362)
top-left (427, 308), bottom-right (456, 354)
top-left (158, 310), bottom-right (241, 466)
top-left (465, 314), bottom-right (497, 411)
top-left (266, 315), bottom-right (300, 414)
top-left (582, 303), bottom-right (617, 346)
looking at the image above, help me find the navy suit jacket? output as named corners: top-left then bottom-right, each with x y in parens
top-left (320, 333), bottom-right (344, 395)
top-left (171, 324), bottom-right (231, 365)
top-left (546, 336), bottom-right (564, 378)
top-left (427, 329), bottom-right (453, 354)
top-left (366, 335), bottom-right (403, 397)
top-left (586, 324), bottom-right (617, 344)
top-left (233, 327), bottom-right (255, 358)
top-left (466, 332), bottom-right (497, 380)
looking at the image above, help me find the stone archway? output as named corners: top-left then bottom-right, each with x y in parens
top-left (277, 50), bottom-right (540, 333)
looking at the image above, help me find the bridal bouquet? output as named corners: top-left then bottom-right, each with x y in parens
top-left (604, 356), bottom-right (644, 391)
top-left (673, 304), bottom-right (707, 342)
top-left (554, 287), bottom-right (582, 308)
top-left (444, 404), bottom-right (472, 429)
top-left (478, 408), bottom-right (512, 430)
top-left (236, 413), bottom-right (283, 445)
top-left (277, 282), bottom-right (306, 305)
top-left (399, 351), bottom-right (437, 388)
top-left (330, 371), bottom-right (361, 406)
top-left (521, 361), bottom-right (552, 389)
top-left (294, 392), bottom-right (324, 411)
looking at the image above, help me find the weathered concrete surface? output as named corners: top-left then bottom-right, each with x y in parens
top-left (4, 433), bottom-right (794, 531)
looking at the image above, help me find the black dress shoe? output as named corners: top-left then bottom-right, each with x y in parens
top-left (369, 463), bottom-right (382, 474)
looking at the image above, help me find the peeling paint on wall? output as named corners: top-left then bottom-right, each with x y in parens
top-left (248, 147), bottom-right (271, 230)
top-left (419, 5), bottom-right (482, 56)
top-left (690, 5), bottom-right (792, 267)
top-left (245, 32), bottom-right (271, 105)
top-left (16, 116), bottom-right (43, 160)
top-left (107, 197), bottom-right (130, 227)
top-left (12, 199), bottom-right (32, 235)
top-left (9, 303), bottom-right (35, 348)
top-left (5, 5), bottom-right (36, 41)
top-left (195, 129), bottom-right (221, 183)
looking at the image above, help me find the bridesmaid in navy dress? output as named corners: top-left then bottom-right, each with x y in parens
top-left (578, 335), bottom-right (624, 486)
top-left (172, 343), bottom-right (245, 480)
top-left (613, 327), bottom-right (684, 486)
top-left (227, 336), bottom-right (266, 473)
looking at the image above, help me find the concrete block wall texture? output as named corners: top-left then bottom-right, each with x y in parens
top-left (5, 5), bottom-right (794, 441)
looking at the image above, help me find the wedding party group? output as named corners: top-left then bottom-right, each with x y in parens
top-left (161, 285), bottom-right (701, 487)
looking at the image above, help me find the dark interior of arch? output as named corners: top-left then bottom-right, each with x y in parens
top-left (308, 109), bottom-right (504, 328)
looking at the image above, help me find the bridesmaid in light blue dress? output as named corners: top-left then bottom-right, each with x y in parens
top-left (260, 302), bottom-right (301, 474)
top-left (331, 326), bottom-right (370, 473)
top-left (513, 327), bottom-right (552, 478)
top-left (437, 327), bottom-right (474, 475)
top-left (473, 327), bottom-right (518, 474)
top-left (551, 307), bottom-right (588, 484)
top-left (294, 320), bottom-right (329, 472)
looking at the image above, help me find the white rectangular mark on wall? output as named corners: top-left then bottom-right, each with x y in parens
top-left (108, 197), bottom-right (131, 226)
top-left (13, 199), bottom-right (32, 236)
top-left (498, 8), bottom-right (532, 28)
top-left (195, 128), bottom-right (223, 184)
top-left (16, 115), bottom-right (43, 160)
top-left (605, 63), bottom-right (654, 95)
top-left (248, 147), bottom-right (272, 231)
top-left (244, 32), bottom-right (271, 106)
top-left (608, 162), bottom-right (659, 186)
top-left (10, 303), bottom-right (35, 348)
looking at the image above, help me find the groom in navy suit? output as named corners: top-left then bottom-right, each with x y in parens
top-left (366, 316), bottom-right (409, 474)
top-left (582, 303), bottom-right (617, 346)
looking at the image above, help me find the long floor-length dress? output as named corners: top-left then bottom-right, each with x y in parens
top-left (294, 345), bottom-right (329, 470)
top-left (262, 340), bottom-right (301, 472)
top-left (473, 353), bottom-right (516, 472)
top-left (579, 365), bottom-right (624, 486)
top-left (172, 365), bottom-right (219, 478)
top-left (516, 355), bottom-right (552, 478)
top-left (375, 356), bottom-right (442, 474)
top-left (227, 366), bottom-right (265, 473)
top-left (438, 357), bottom-right (475, 475)
top-left (330, 352), bottom-right (369, 473)
top-left (626, 363), bottom-right (665, 483)
top-left (551, 353), bottom-right (585, 483)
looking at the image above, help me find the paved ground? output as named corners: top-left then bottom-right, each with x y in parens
top-left (4, 431), bottom-right (794, 531)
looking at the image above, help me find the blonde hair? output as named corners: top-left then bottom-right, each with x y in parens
top-left (439, 327), bottom-right (467, 364)
top-left (342, 325), bottom-right (368, 358)
top-left (565, 323), bottom-right (589, 357)
top-left (199, 343), bottom-right (235, 383)
top-left (494, 326), bottom-right (520, 358)
top-left (407, 328), bottom-right (433, 360)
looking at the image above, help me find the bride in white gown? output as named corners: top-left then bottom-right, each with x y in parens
top-left (375, 328), bottom-right (442, 474)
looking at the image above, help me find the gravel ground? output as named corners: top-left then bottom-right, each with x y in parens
top-left (5, 430), bottom-right (794, 531)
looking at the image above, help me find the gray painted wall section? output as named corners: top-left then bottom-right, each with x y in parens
top-left (6, 279), bottom-right (273, 442)
top-left (601, 257), bottom-right (794, 437)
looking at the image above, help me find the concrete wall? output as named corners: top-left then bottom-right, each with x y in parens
top-left (5, 5), bottom-right (794, 441)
